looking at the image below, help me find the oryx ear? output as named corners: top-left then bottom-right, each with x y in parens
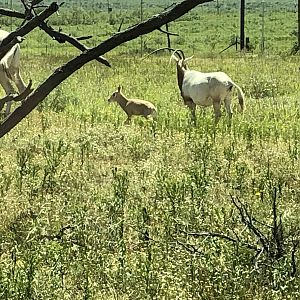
top-left (184, 55), bottom-right (194, 63)
top-left (117, 85), bottom-right (121, 92)
top-left (170, 53), bottom-right (179, 64)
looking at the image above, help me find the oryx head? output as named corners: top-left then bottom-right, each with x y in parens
top-left (170, 49), bottom-right (193, 71)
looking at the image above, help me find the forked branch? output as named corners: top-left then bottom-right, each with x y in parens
top-left (15, 80), bottom-right (34, 102)
top-left (0, 2), bottom-right (110, 67)
top-left (231, 195), bottom-right (270, 251)
top-left (0, 2), bottom-right (59, 49)
top-left (158, 27), bottom-right (179, 36)
top-left (176, 195), bottom-right (300, 275)
top-left (38, 22), bottom-right (111, 67)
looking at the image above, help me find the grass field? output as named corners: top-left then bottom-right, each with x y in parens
top-left (1, 2), bottom-right (300, 299)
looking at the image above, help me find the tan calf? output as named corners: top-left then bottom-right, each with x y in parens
top-left (108, 86), bottom-right (157, 124)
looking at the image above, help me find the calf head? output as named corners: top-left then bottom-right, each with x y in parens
top-left (108, 85), bottom-right (122, 103)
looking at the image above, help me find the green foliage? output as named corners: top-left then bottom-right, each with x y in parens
top-left (38, 86), bottom-right (80, 113)
top-left (4, 0), bottom-right (300, 56)
top-left (0, 52), bottom-right (300, 298)
top-left (1, 3), bottom-right (300, 299)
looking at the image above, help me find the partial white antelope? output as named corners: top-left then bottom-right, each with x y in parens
top-left (107, 86), bottom-right (157, 124)
top-left (170, 49), bottom-right (245, 124)
top-left (0, 29), bottom-right (27, 115)
top-left (145, 47), bottom-right (245, 124)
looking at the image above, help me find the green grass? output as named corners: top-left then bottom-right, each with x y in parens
top-left (1, 52), bottom-right (300, 298)
top-left (1, 4), bottom-right (300, 299)
top-left (3, 2), bottom-right (299, 56)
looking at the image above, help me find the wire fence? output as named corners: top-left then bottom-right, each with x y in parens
top-left (0, 1), bottom-right (299, 57)
top-left (1, 0), bottom-right (298, 12)
top-left (0, 1), bottom-right (113, 57)
top-left (3, 1), bottom-right (139, 10)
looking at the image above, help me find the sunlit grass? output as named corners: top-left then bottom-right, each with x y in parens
top-left (0, 51), bottom-right (300, 298)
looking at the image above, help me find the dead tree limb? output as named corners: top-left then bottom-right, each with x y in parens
top-left (14, 80), bottom-right (34, 102)
top-left (175, 238), bottom-right (202, 254)
top-left (181, 230), bottom-right (258, 251)
top-left (0, 36), bottom-right (25, 61)
top-left (231, 196), bottom-right (270, 252)
top-left (31, 0), bottom-right (46, 6)
top-left (158, 27), bottom-right (179, 36)
top-left (0, 8), bottom-right (25, 19)
top-left (77, 35), bottom-right (93, 41)
top-left (38, 22), bottom-right (111, 67)
top-left (0, 0), bottom-right (213, 138)
top-left (0, 2), bottom-right (59, 48)
top-left (0, 4), bottom-right (110, 67)
top-left (20, 0), bottom-right (34, 22)
top-left (0, 2), bottom-right (59, 62)
top-left (118, 18), bottom-right (125, 32)
top-left (0, 80), bottom-right (33, 111)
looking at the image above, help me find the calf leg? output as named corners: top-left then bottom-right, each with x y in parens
top-left (124, 114), bottom-right (132, 125)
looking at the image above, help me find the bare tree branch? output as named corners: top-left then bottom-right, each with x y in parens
top-left (158, 27), bottom-right (179, 36)
top-left (0, 2), bottom-right (59, 47)
top-left (175, 238), bottom-right (202, 254)
top-left (0, 0), bottom-right (213, 138)
top-left (0, 8), bottom-right (25, 19)
top-left (0, 80), bottom-right (33, 111)
top-left (0, 36), bottom-right (25, 61)
top-left (77, 35), bottom-right (93, 41)
top-left (0, 2), bottom-right (58, 63)
top-left (0, 3), bottom-right (110, 67)
top-left (31, 0), bottom-right (45, 6)
top-left (231, 196), bottom-right (269, 251)
top-left (118, 18), bottom-right (125, 32)
top-left (15, 80), bottom-right (34, 102)
top-left (20, 0), bottom-right (32, 22)
top-left (38, 22), bottom-right (111, 67)
top-left (181, 230), bottom-right (258, 250)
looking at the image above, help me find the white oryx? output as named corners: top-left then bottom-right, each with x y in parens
top-left (0, 29), bottom-right (26, 115)
top-left (170, 49), bottom-right (245, 124)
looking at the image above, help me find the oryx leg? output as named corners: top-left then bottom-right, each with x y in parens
top-left (224, 96), bottom-right (233, 120)
top-left (213, 98), bottom-right (222, 125)
top-left (12, 70), bottom-right (26, 94)
top-left (183, 96), bottom-right (196, 124)
top-left (0, 72), bottom-right (16, 115)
